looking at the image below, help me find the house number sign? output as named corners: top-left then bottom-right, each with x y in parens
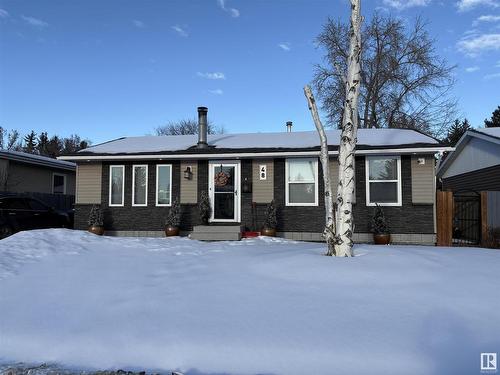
top-left (259, 165), bottom-right (267, 180)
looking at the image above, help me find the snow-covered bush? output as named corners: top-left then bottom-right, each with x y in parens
top-left (198, 191), bottom-right (211, 224)
top-left (165, 199), bottom-right (181, 228)
top-left (263, 200), bottom-right (277, 229)
top-left (371, 204), bottom-right (389, 235)
top-left (88, 205), bottom-right (104, 227)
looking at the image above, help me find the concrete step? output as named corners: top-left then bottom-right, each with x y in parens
top-left (191, 225), bottom-right (242, 241)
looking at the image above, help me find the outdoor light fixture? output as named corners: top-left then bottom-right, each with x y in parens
top-left (183, 166), bottom-right (193, 180)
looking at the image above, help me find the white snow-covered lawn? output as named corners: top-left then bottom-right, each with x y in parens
top-left (1, 229), bottom-right (499, 375)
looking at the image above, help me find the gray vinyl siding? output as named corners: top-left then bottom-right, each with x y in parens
top-left (180, 161), bottom-right (198, 204)
top-left (411, 155), bottom-right (435, 204)
top-left (3, 160), bottom-right (75, 195)
top-left (76, 163), bottom-right (102, 204)
top-left (252, 159), bottom-right (274, 203)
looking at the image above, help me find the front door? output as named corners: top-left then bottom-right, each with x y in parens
top-left (209, 161), bottom-right (240, 222)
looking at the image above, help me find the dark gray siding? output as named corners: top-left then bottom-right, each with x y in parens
top-left (274, 156), bottom-right (434, 234)
top-left (442, 164), bottom-right (500, 192)
top-left (75, 155), bottom-right (434, 235)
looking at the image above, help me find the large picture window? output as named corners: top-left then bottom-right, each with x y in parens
top-left (156, 165), bottom-right (172, 206)
top-left (285, 158), bottom-right (318, 206)
top-left (132, 165), bottom-right (148, 206)
top-left (365, 156), bottom-right (401, 206)
top-left (109, 165), bottom-right (125, 206)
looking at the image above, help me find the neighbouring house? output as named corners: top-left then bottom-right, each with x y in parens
top-left (60, 107), bottom-right (450, 244)
top-left (437, 127), bottom-right (500, 240)
top-left (0, 150), bottom-right (76, 198)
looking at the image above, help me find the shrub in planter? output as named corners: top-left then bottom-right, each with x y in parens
top-left (165, 199), bottom-right (181, 236)
top-left (88, 205), bottom-right (104, 235)
top-left (262, 200), bottom-right (277, 237)
top-left (198, 191), bottom-right (211, 225)
top-left (372, 204), bottom-right (390, 244)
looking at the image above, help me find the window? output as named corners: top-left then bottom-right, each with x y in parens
top-left (52, 174), bottom-right (66, 194)
top-left (27, 199), bottom-right (49, 211)
top-left (365, 156), bottom-right (401, 206)
top-left (109, 165), bottom-right (125, 206)
top-left (156, 165), bottom-right (172, 206)
top-left (285, 158), bottom-right (318, 206)
top-left (132, 165), bottom-right (148, 206)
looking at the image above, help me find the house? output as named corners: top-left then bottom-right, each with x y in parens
top-left (437, 128), bottom-right (500, 192)
top-left (60, 107), bottom-right (450, 244)
top-left (437, 127), bottom-right (500, 237)
top-left (0, 150), bottom-right (76, 197)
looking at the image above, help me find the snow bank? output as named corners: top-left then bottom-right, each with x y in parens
top-left (81, 128), bottom-right (438, 154)
top-left (1, 229), bottom-right (499, 375)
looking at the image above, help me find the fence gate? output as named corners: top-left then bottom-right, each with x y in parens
top-left (452, 192), bottom-right (481, 246)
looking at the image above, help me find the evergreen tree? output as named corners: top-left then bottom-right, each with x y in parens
top-left (23, 130), bottom-right (38, 154)
top-left (442, 119), bottom-right (472, 146)
top-left (484, 106), bottom-right (500, 128)
top-left (46, 135), bottom-right (63, 158)
top-left (37, 132), bottom-right (50, 155)
top-left (0, 127), bottom-right (5, 149)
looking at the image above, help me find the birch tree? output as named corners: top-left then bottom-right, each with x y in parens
top-left (305, 0), bottom-right (361, 257)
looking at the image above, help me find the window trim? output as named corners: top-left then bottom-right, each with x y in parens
top-left (285, 158), bottom-right (319, 207)
top-left (132, 164), bottom-right (148, 207)
top-left (365, 155), bottom-right (402, 207)
top-left (52, 173), bottom-right (66, 195)
top-left (109, 165), bottom-right (125, 207)
top-left (155, 164), bottom-right (172, 207)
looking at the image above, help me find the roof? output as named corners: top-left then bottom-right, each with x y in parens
top-left (471, 127), bottom-right (500, 140)
top-left (437, 128), bottom-right (500, 178)
top-left (0, 150), bottom-right (76, 171)
top-left (65, 129), bottom-right (444, 159)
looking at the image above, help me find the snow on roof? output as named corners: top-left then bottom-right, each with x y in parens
top-left (0, 150), bottom-right (76, 170)
top-left (474, 127), bottom-right (500, 139)
top-left (81, 128), bottom-right (439, 155)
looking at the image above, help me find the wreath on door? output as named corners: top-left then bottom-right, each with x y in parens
top-left (214, 170), bottom-right (230, 187)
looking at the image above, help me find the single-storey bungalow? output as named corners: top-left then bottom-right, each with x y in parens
top-left (60, 107), bottom-right (450, 244)
top-left (0, 150), bottom-right (76, 196)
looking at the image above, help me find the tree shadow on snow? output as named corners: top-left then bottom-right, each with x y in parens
top-left (418, 309), bottom-right (500, 375)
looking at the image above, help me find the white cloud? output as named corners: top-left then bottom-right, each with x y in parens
top-left (171, 25), bottom-right (188, 37)
top-left (474, 14), bottom-right (500, 25)
top-left (197, 72), bottom-right (226, 80)
top-left (382, 0), bottom-right (431, 9)
top-left (457, 0), bottom-right (499, 12)
top-left (457, 33), bottom-right (500, 55)
top-left (0, 8), bottom-right (9, 18)
top-left (209, 89), bottom-right (224, 95)
top-left (217, 0), bottom-right (240, 18)
top-left (484, 72), bottom-right (500, 79)
top-left (465, 66), bottom-right (480, 72)
top-left (278, 42), bottom-right (291, 51)
top-left (21, 15), bottom-right (49, 28)
top-left (133, 20), bottom-right (145, 28)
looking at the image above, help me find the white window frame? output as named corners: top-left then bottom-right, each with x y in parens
top-left (285, 158), bottom-right (319, 207)
top-left (52, 173), bottom-right (66, 195)
top-left (109, 165), bottom-right (125, 207)
top-left (132, 164), bottom-right (148, 207)
top-left (156, 164), bottom-right (172, 207)
top-left (365, 155), bottom-right (402, 207)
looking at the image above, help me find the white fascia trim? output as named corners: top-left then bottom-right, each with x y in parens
top-left (59, 147), bottom-right (454, 161)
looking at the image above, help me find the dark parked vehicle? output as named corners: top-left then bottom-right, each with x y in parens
top-left (0, 196), bottom-right (72, 239)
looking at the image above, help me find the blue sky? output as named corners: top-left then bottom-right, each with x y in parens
top-left (0, 0), bottom-right (499, 144)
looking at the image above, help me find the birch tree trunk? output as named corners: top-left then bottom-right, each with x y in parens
top-left (304, 85), bottom-right (335, 255)
top-left (335, 0), bottom-right (362, 257)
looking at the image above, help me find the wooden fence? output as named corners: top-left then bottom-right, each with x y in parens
top-left (1, 191), bottom-right (75, 211)
top-left (436, 190), bottom-right (493, 247)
